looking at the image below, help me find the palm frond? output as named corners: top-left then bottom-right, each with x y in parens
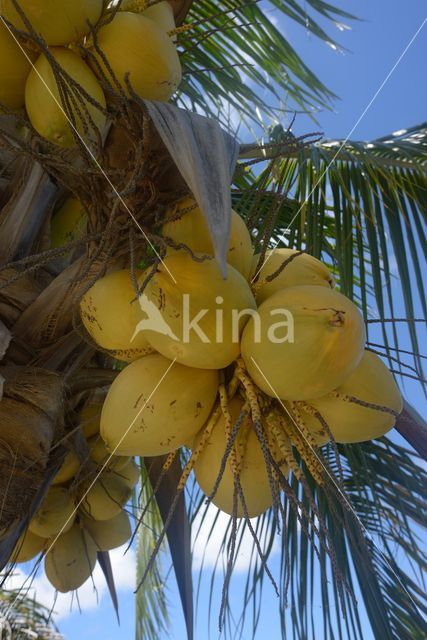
top-left (0, 588), bottom-right (64, 640)
top-left (234, 122), bottom-right (427, 392)
top-left (135, 463), bottom-right (169, 640)
top-left (187, 121), bottom-right (427, 639)
top-left (176, 0), bottom-right (359, 129)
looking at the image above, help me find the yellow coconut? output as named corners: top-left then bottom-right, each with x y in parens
top-left (121, 0), bottom-right (176, 36)
top-left (139, 253), bottom-right (256, 369)
top-left (79, 473), bottom-right (131, 521)
top-left (142, 1), bottom-right (176, 36)
top-left (251, 248), bottom-right (334, 304)
top-left (100, 353), bottom-right (219, 456)
top-left (82, 510), bottom-right (131, 551)
top-left (92, 12), bottom-right (181, 101)
top-left (305, 350), bottom-right (403, 443)
top-left (120, 0), bottom-right (176, 32)
top-left (0, 0), bottom-right (103, 46)
top-left (10, 529), bottom-right (47, 564)
top-left (25, 48), bottom-right (106, 148)
top-left (29, 487), bottom-right (76, 538)
top-left (44, 524), bottom-right (97, 593)
top-left (241, 285), bottom-right (366, 401)
top-left (52, 450), bottom-right (80, 485)
top-left (51, 197), bottom-right (87, 249)
top-left (80, 402), bottom-right (102, 438)
top-left (0, 21), bottom-right (36, 110)
top-left (194, 397), bottom-right (288, 517)
top-left (162, 197), bottom-right (254, 279)
top-left (87, 435), bottom-right (131, 472)
top-left (80, 269), bottom-right (155, 362)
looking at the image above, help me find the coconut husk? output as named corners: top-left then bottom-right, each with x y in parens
top-left (0, 366), bottom-right (64, 541)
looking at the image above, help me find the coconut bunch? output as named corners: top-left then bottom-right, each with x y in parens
top-left (77, 196), bottom-right (402, 521)
top-left (10, 398), bottom-right (138, 593)
top-left (0, 0), bottom-right (182, 147)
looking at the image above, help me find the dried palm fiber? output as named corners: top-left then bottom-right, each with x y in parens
top-left (0, 117), bottom-right (25, 199)
top-left (0, 107), bottom-right (196, 354)
top-left (12, 254), bottom-right (130, 351)
top-left (0, 270), bottom-right (43, 329)
top-left (0, 157), bottom-right (58, 263)
top-left (0, 319), bottom-right (11, 360)
top-left (0, 366), bottom-right (63, 541)
top-left (102, 108), bottom-right (188, 208)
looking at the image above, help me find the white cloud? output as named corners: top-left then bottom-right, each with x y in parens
top-left (3, 545), bottom-right (136, 621)
top-left (192, 503), bottom-right (280, 574)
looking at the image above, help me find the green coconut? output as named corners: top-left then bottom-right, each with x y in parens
top-left (87, 435), bottom-right (130, 471)
top-left (79, 401), bottom-right (102, 439)
top-left (79, 473), bottom-right (131, 521)
top-left (44, 524), bottom-right (97, 593)
top-left (112, 458), bottom-right (140, 489)
top-left (52, 450), bottom-right (80, 485)
top-left (10, 529), bottom-right (47, 563)
top-left (29, 487), bottom-right (76, 538)
top-left (50, 197), bottom-right (87, 249)
top-left (82, 510), bottom-right (131, 551)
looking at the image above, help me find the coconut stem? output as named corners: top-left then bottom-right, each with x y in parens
top-left (299, 401), bottom-right (346, 488)
top-left (285, 403), bottom-right (324, 485)
top-left (331, 391), bottom-right (399, 417)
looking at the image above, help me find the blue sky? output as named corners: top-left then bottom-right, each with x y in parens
top-left (9, 2), bottom-right (426, 639)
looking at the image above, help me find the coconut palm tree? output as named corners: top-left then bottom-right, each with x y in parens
top-left (0, 588), bottom-right (64, 639)
top-left (134, 3), bottom-right (427, 639)
top-left (0, 2), bottom-right (425, 640)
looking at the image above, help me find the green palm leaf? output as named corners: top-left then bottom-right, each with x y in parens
top-left (0, 588), bottom-right (64, 639)
top-left (176, 0), bottom-right (359, 128)
top-left (135, 462), bottom-right (169, 640)
top-left (234, 122), bottom-right (427, 391)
